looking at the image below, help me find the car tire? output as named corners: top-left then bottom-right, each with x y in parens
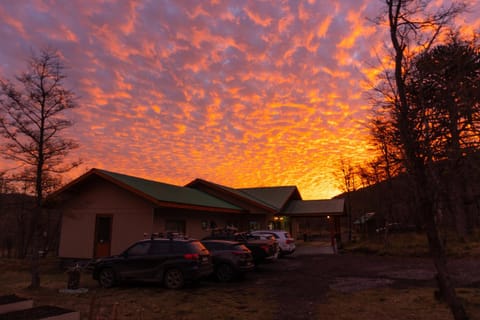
top-left (216, 263), bottom-right (235, 282)
top-left (164, 268), bottom-right (185, 289)
top-left (98, 268), bottom-right (116, 288)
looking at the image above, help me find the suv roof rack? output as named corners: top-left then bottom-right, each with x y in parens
top-left (144, 232), bottom-right (192, 241)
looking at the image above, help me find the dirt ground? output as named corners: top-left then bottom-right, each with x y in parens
top-left (2, 244), bottom-right (479, 319)
top-left (249, 245), bottom-right (480, 320)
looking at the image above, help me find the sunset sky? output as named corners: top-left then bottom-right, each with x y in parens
top-left (0, 1), bottom-right (479, 199)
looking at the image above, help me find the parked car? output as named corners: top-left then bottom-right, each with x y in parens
top-left (201, 240), bottom-right (255, 282)
top-left (375, 223), bottom-right (417, 234)
top-left (203, 230), bottom-right (278, 265)
top-left (249, 233), bottom-right (280, 259)
top-left (251, 230), bottom-right (296, 257)
top-left (92, 237), bottom-right (213, 289)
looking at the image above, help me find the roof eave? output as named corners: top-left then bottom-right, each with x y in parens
top-left (48, 169), bottom-right (244, 213)
top-left (46, 168), bottom-right (161, 206)
top-left (154, 200), bottom-right (244, 213)
top-left (277, 187), bottom-right (302, 211)
top-left (280, 211), bottom-right (346, 217)
top-left (187, 179), bottom-right (277, 213)
top-left (46, 168), bottom-right (98, 201)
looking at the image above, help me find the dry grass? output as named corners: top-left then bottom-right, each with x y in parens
top-left (0, 258), bottom-right (274, 320)
top-left (320, 287), bottom-right (480, 320)
top-left (2, 251), bottom-right (480, 320)
top-left (344, 231), bottom-right (480, 257)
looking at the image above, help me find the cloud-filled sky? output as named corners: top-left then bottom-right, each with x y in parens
top-left (0, 0), bottom-right (479, 199)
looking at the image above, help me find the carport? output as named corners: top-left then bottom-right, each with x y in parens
top-left (279, 199), bottom-right (345, 241)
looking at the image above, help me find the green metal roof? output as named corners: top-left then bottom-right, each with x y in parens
top-left (238, 186), bottom-right (301, 211)
top-left (186, 179), bottom-right (300, 212)
top-left (90, 169), bottom-right (242, 211)
top-left (51, 169), bottom-right (338, 215)
top-left (282, 199), bottom-right (345, 216)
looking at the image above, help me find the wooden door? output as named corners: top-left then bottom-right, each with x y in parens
top-left (94, 215), bottom-right (112, 258)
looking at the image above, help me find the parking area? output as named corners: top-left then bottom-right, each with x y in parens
top-left (2, 243), bottom-right (480, 320)
top-left (293, 241), bottom-right (335, 255)
top-left (244, 243), bottom-right (480, 320)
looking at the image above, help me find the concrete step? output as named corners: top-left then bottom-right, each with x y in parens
top-left (0, 295), bottom-right (33, 315)
top-left (0, 295), bottom-right (79, 320)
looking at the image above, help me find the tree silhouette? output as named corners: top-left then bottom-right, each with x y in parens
top-left (0, 48), bottom-right (80, 288)
top-left (406, 36), bottom-right (480, 239)
top-left (373, 1), bottom-right (469, 319)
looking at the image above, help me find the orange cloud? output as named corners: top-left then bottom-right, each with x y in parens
top-left (0, 0), bottom-right (478, 200)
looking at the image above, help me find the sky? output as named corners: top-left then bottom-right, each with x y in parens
top-left (0, 0), bottom-right (479, 199)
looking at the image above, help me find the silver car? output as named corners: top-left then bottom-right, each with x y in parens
top-left (251, 230), bottom-right (296, 257)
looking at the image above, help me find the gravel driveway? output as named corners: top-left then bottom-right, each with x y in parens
top-left (247, 243), bottom-right (480, 320)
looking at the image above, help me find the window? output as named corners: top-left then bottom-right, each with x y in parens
top-left (150, 241), bottom-right (170, 255)
top-left (165, 220), bottom-right (186, 234)
top-left (187, 241), bottom-right (208, 254)
top-left (171, 242), bottom-right (188, 254)
top-left (127, 242), bottom-right (151, 256)
top-left (152, 211), bottom-right (163, 232)
top-left (202, 242), bottom-right (221, 251)
top-left (267, 221), bottom-right (274, 230)
top-left (249, 221), bottom-right (260, 231)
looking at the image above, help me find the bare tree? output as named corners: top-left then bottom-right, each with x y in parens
top-left (0, 48), bottom-right (80, 288)
top-left (373, 1), bottom-right (469, 319)
top-left (357, 161), bottom-right (379, 189)
top-left (368, 116), bottom-right (405, 247)
top-left (335, 158), bottom-right (358, 241)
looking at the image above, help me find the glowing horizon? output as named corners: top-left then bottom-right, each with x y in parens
top-left (0, 1), bottom-right (478, 199)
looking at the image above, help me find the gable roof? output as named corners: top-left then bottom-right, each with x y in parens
top-left (49, 168), bottom-right (341, 216)
top-left (49, 169), bottom-right (242, 212)
top-left (282, 199), bottom-right (345, 216)
top-left (238, 186), bottom-right (301, 211)
top-left (186, 179), bottom-right (301, 212)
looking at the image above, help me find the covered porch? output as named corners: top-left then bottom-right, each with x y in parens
top-left (278, 199), bottom-right (345, 242)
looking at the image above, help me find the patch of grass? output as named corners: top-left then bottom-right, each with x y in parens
top-left (344, 231), bottom-right (480, 257)
top-left (320, 287), bottom-right (480, 320)
top-left (443, 232), bottom-right (480, 257)
top-left (0, 258), bottom-right (275, 320)
top-left (296, 240), bottom-right (331, 247)
top-left (344, 233), bottom-right (428, 256)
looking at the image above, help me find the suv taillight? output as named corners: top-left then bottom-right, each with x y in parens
top-left (286, 239), bottom-right (294, 244)
top-left (184, 253), bottom-right (199, 260)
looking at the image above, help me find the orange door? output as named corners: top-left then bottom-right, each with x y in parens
top-left (94, 215), bottom-right (112, 258)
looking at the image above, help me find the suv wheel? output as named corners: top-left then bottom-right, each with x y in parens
top-left (98, 268), bottom-right (116, 288)
top-left (216, 263), bottom-right (235, 282)
top-left (164, 268), bottom-right (184, 289)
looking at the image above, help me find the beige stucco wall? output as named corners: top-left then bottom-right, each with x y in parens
top-left (58, 176), bottom-right (273, 259)
top-left (59, 208), bottom-right (95, 259)
top-left (152, 210), bottom-right (269, 240)
top-left (58, 178), bottom-right (154, 259)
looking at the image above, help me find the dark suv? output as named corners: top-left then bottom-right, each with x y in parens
top-left (203, 231), bottom-right (278, 265)
top-left (201, 240), bottom-right (255, 282)
top-left (92, 238), bottom-right (213, 289)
